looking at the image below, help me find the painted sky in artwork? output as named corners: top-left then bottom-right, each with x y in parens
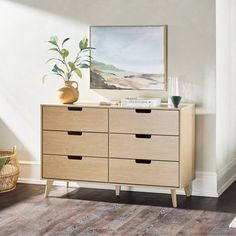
top-left (90, 26), bottom-right (165, 74)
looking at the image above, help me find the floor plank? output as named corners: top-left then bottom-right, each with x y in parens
top-left (0, 182), bottom-right (235, 235)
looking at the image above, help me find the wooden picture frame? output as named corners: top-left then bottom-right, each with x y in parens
top-left (90, 25), bottom-right (168, 90)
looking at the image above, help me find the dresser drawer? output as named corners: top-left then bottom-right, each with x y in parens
top-left (109, 134), bottom-right (179, 161)
top-left (43, 155), bottom-right (108, 182)
top-left (43, 131), bottom-right (108, 157)
top-left (42, 106), bottom-right (108, 132)
top-left (109, 109), bottom-right (179, 135)
top-left (109, 159), bottom-right (179, 187)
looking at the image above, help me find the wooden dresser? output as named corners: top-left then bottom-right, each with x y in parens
top-left (41, 103), bottom-right (195, 207)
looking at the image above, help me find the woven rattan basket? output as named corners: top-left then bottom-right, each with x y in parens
top-left (0, 146), bottom-right (20, 193)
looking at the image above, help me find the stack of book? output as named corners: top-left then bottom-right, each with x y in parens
top-left (120, 98), bottom-right (161, 107)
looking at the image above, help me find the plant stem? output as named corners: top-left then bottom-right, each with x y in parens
top-left (62, 57), bottom-right (70, 80)
top-left (55, 43), bottom-right (70, 81)
top-left (65, 49), bottom-right (83, 80)
top-left (74, 49), bottom-right (82, 63)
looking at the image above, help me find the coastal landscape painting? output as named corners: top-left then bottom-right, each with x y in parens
top-left (90, 26), bottom-right (167, 90)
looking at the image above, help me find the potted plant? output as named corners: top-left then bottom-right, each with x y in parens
top-left (43, 36), bottom-right (93, 104)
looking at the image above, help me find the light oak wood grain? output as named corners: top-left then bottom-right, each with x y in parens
top-left (192, 105), bottom-right (196, 179)
top-left (179, 104), bottom-right (195, 187)
top-left (109, 159), bottom-right (179, 187)
top-left (43, 155), bottom-right (108, 182)
top-left (171, 189), bottom-right (177, 207)
top-left (43, 130), bottom-right (108, 157)
top-left (44, 179), bottom-right (54, 197)
top-left (115, 185), bottom-right (121, 196)
top-left (43, 106), bottom-right (108, 132)
top-left (41, 104), bottom-right (195, 208)
top-left (41, 103), bottom-right (189, 110)
top-left (109, 134), bottom-right (179, 161)
top-left (184, 185), bottom-right (191, 197)
top-left (109, 108), bottom-right (179, 135)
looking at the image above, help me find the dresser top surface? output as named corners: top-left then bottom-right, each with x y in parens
top-left (41, 102), bottom-right (194, 111)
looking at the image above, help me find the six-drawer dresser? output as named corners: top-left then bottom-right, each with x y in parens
top-left (41, 103), bottom-right (195, 207)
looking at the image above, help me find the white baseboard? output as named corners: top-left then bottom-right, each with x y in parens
top-left (18, 178), bottom-right (46, 185)
top-left (218, 173), bottom-right (236, 196)
top-left (19, 160), bottom-right (40, 165)
top-left (217, 158), bottom-right (236, 196)
top-left (192, 171), bottom-right (218, 197)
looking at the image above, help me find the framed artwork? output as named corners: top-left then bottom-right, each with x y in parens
top-left (90, 25), bottom-right (167, 90)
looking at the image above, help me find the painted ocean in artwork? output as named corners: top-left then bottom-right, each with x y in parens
top-left (90, 26), bottom-right (166, 90)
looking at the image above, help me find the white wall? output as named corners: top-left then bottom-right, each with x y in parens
top-left (216, 0), bottom-right (236, 194)
top-left (0, 0), bottom-right (217, 196)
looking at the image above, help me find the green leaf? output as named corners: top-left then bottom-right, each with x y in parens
top-left (52, 65), bottom-right (57, 73)
top-left (46, 58), bottom-right (65, 64)
top-left (48, 36), bottom-right (58, 46)
top-left (79, 37), bottom-right (88, 50)
top-left (77, 63), bottom-right (90, 68)
top-left (68, 61), bottom-right (76, 70)
top-left (49, 48), bottom-right (60, 53)
top-left (62, 37), bottom-right (70, 47)
top-left (42, 72), bottom-right (65, 83)
top-left (46, 58), bottom-right (57, 63)
top-left (42, 74), bottom-right (48, 83)
top-left (74, 68), bottom-right (82, 78)
top-left (81, 47), bottom-right (95, 52)
top-left (52, 64), bottom-right (64, 74)
top-left (76, 60), bottom-right (91, 66)
top-left (81, 60), bottom-right (91, 63)
top-left (50, 36), bottom-right (58, 41)
top-left (60, 49), bottom-right (69, 58)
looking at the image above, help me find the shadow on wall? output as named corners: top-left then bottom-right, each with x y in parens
top-left (7, 0), bottom-right (127, 24)
top-left (195, 113), bottom-right (216, 172)
top-left (0, 118), bottom-right (36, 179)
top-left (0, 77), bottom-right (40, 163)
top-left (0, 118), bottom-right (29, 155)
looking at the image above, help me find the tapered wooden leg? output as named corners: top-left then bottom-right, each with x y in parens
top-left (66, 181), bottom-right (69, 188)
top-left (171, 189), bottom-right (177, 208)
top-left (184, 185), bottom-right (191, 197)
top-left (115, 185), bottom-right (121, 196)
top-left (44, 180), bottom-right (53, 198)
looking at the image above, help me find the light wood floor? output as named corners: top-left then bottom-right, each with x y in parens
top-left (0, 183), bottom-right (235, 235)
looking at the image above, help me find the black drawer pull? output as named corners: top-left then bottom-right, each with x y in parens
top-left (135, 159), bottom-right (151, 164)
top-left (68, 107), bottom-right (82, 111)
top-left (135, 134), bottom-right (151, 139)
top-left (135, 109), bottom-right (151, 113)
top-left (68, 131), bottom-right (82, 136)
top-left (68, 155), bottom-right (83, 160)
